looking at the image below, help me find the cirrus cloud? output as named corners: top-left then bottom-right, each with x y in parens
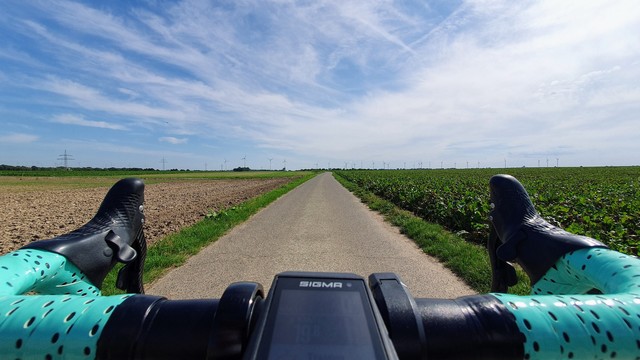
top-left (0, 133), bottom-right (39, 144)
top-left (159, 136), bottom-right (188, 145)
top-left (52, 113), bottom-right (127, 130)
top-left (0, 0), bottom-right (639, 169)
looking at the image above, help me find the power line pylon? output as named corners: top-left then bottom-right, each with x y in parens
top-left (57, 150), bottom-right (74, 170)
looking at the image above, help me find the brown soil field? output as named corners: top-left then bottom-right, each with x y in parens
top-left (0, 177), bottom-right (293, 254)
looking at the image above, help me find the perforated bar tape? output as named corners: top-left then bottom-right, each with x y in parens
top-left (0, 249), bottom-right (131, 359)
top-left (493, 248), bottom-right (640, 359)
top-left (0, 294), bottom-right (131, 359)
top-left (0, 249), bottom-right (100, 296)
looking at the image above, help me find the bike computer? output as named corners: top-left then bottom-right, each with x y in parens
top-left (243, 272), bottom-right (398, 359)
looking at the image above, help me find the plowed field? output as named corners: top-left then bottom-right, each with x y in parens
top-left (0, 178), bottom-right (292, 254)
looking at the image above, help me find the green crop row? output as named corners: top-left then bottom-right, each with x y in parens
top-left (335, 167), bottom-right (640, 256)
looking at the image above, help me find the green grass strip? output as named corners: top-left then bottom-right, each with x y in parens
top-left (333, 172), bottom-right (530, 295)
top-left (101, 173), bottom-right (317, 295)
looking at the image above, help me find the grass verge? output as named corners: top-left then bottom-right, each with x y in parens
top-left (333, 172), bottom-right (530, 295)
top-left (101, 172), bottom-right (317, 295)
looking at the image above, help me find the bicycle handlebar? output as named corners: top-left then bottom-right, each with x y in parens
top-left (1, 176), bottom-right (639, 359)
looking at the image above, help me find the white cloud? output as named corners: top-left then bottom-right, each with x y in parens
top-left (159, 136), bottom-right (188, 145)
top-left (52, 113), bottom-right (127, 130)
top-left (2, 0), bottom-right (639, 168)
top-left (0, 133), bottom-right (39, 144)
top-left (39, 77), bottom-right (183, 121)
top-left (229, 0), bottom-right (640, 166)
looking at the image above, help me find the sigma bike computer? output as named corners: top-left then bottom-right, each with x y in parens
top-left (243, 272), bottom-right (398, 359)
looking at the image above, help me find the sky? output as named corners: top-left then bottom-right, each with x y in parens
top-left (1, 0), bottom-right (639, 170)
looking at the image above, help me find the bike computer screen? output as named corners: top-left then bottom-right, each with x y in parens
top-left (253, 274), bottom-right (389, 359)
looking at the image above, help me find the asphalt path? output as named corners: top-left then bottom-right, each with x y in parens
top-left (148, 172), bottom-right (474, 299)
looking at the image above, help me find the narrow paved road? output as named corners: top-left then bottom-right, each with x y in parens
top-left (148, 172), bottom-right (474, 299)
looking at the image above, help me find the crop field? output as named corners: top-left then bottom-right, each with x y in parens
top-left (335, 167), bottom-right (640, 256)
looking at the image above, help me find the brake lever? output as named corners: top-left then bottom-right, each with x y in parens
top-left (487, 227), bottom-right (517, 292)
top-left (116, 228), bottom-right (147, 294)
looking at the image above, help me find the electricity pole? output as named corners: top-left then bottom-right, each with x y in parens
top-left (57, 150), bottom-right (74, 170)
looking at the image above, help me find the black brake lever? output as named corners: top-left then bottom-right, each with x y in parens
top-left (116, 227), bottom-right (147, 293)
top-left (487, 227), bottom-right (517, 293)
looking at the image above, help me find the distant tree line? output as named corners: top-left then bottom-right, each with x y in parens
top-left (0, 164), bottom-right (158, 172)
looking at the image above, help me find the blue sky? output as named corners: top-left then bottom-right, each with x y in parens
top-left (1, 0), bottom-right (639, 170)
